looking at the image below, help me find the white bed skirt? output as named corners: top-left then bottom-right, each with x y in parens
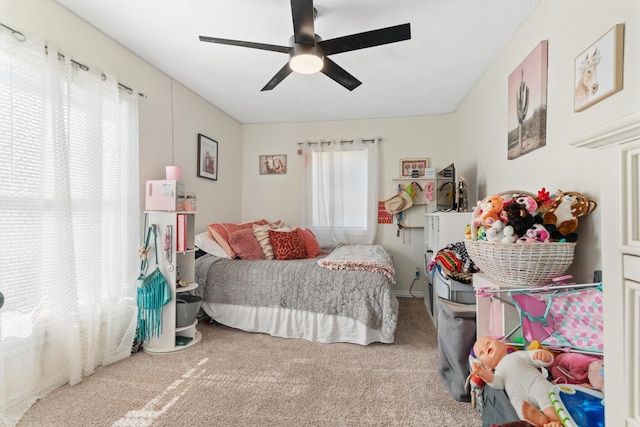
top-left (201, 302), bottom-right (393, 345)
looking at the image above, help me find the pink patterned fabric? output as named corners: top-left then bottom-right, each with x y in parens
top-left (318, 244), bottom-right (396, 284)
top-left (510, 286), bottom-right (603, 353)
top-left (268, 229), bottom-right (307, 260)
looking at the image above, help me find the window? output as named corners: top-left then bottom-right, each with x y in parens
top-left (0, 28), bottom-right (140, 423)
top-left (302, 139), bottom-right (379, 246)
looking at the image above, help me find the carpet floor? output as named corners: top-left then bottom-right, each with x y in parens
top-left (17, 297), bottom-right (482, 426)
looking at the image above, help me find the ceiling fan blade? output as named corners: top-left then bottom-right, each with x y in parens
top-left (321, 58), bottom-right (362, 91)
top-left (199, 36), bottom-right (290, 54)
top-left (291, 0), bottom-right (316, 45)
top-left (319, 23), bottom-right (411, 56)
top-left (261, 63), bottom-right (294, 91)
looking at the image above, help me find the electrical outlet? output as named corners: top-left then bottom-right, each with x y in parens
top-left (415, 268), bottom-right (420, 278)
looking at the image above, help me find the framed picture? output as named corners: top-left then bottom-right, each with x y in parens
top-left (197, 134), bottom-right (218, 180)
top-left (507, 40), bottom-right (548, 160)
top-left (399, 158), bottom-right (429, 178)
top-left (574, 23), bottom-right (624, 112)
top-left (259, 154), bottom-right (287, 175)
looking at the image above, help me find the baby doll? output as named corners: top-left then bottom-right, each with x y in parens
top-left (471, 336), bottom-right (562, 427)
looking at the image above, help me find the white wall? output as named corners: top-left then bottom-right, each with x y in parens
top-left (243, 115), bottom-right (458, 295)
top-left (2, 0), bottom-right (245, 234)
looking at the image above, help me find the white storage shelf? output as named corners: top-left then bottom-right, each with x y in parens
top-left (423, 211), bottom-right (473, 328)
top-left (143, 211), bottom-right (202, 354)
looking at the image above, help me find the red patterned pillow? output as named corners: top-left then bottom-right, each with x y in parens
top-left (228, 229), bottom-right (265, 260)
top-left (268, 229), bottom-right (307, 260)
top-left (207, 219), bottom-right (268, 258)
top-left (296, 228), bottom-right (324, 258)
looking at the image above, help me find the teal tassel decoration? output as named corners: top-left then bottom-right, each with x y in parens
top-left (136, 225), bottom-right (172, 342)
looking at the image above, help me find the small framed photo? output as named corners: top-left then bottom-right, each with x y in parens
top-left (197, 134), bottom-right (218, 180)
top-left (259, 154), bottom-right (287, 175)
top-left (574, 23), bottom-right (624, 112)
top-left (399, 158), bottom-right (429, 178)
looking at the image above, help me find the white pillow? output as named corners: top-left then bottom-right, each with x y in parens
top-left (195, 232), bottom-right (231, 258)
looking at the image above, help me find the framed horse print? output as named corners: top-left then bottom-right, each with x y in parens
top-left (197, 134), bottom-right (218, 180)
top-left (574, 24), bottom-right (624, 112)
top-left (259, 154), bottom-right (287, 175)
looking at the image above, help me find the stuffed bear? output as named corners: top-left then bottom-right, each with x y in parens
top-left (542, 190), bottom-right (598, 242)
top-left (475, 194), bottom-right (504, 227)
top-left (502, 201), bottom-right (535, 238)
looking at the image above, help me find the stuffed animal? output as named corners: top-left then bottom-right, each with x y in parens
top-left (477, 195), bottom-right (504, 227)
top-left (535, 187), bottom-right (554, 215)
top-left (502, 225), bottom-right (516, 243)
top-left (502, 202), bottom-right (536, 238)
top-left (525, 223), bottom-right (550, 243)
top-left (542, 190), bottom-right (598, 242)
top-left (476, 225), bottom-right (487, 241)
top-left (514, 194), bottom-right (539, 215)
top-left (465, 224), bottom-right (472, 240)
top-left (486, 220), bottom-right (505, 242)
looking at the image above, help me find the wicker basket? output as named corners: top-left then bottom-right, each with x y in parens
top-left (465, 190), bottom-right (576, 286)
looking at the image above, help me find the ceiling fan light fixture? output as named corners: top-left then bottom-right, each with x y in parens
top-left (289, 53), bottom-right (323, 74)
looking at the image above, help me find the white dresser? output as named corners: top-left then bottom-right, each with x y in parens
top-left (571, 111), bottom-right (640, 427)
top-left (423, 211), bottom-right (473, 327)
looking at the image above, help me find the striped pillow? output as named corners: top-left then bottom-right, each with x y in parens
top-left (252, 221), bottom-right (288, 260)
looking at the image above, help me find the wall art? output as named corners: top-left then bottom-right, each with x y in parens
top-left (574, 23), bottom-right (624, 112)
top-left (507, 40), bottom-right (548, 160)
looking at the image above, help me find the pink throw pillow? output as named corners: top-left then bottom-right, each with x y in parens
top-left (207, 219), bottom-right (268, 258)
top-left (296, 228), bottom-right (324, 258)
top-left (228, 229), bottom-right (265, 260)
top-left (268, 229), bottom-right (307, 260)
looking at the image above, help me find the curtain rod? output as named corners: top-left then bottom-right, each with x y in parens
top-left (297, 138), bottom-right (378, 146)
top-left (1, 22), bottom-right (146, 99)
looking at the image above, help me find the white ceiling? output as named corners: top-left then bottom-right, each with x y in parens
top-left (54, 0), bottom-right (540, 124)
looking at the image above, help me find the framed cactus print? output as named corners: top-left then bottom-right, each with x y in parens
top-left (507, 40), bottom-right (548, 160)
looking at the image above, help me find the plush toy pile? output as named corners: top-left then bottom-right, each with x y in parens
top-left (471, 188), bottom-right (598, 243)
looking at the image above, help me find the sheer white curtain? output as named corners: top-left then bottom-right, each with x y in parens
top-left (301, 138), bottom-right (379, 247)
top-left (0, 28), bottom-right (140, 425)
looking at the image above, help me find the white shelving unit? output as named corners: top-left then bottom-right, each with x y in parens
top-left (423, 211), bottom-right (473, 327)
top-left (570, 114), bottom-right (640, 426)
top-left (143, 211), bottom-right (202, 354)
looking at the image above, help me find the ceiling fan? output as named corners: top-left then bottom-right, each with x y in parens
top-left (199, 0), bottom-right (411, 91)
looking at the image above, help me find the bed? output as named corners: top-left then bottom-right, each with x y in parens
top-left (193, 240), bottom-right (399, 345)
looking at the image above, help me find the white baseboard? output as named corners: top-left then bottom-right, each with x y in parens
top-left (394, 290), bottom-right (425, 299)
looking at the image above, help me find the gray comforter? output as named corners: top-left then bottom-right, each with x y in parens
top-left (194, 249), bottom-right (398, 341)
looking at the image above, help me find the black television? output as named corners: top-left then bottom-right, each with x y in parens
top-left (435, 163), bottom-right (457, 212)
